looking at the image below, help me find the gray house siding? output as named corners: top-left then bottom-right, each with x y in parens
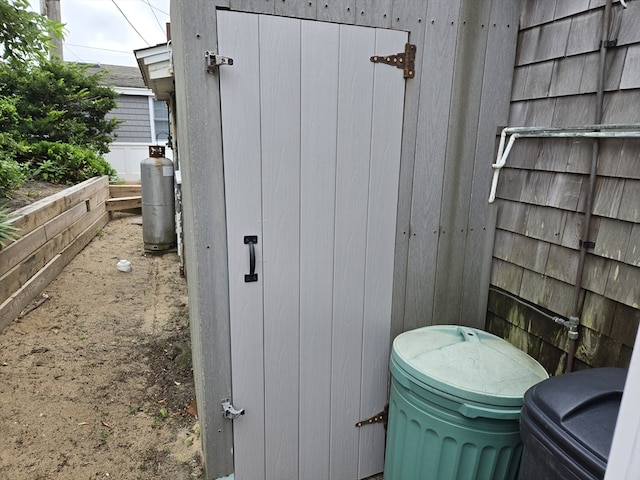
top-left (83, 64), bottom-right (172, 180)
top-left (487, 0), bottom-right (640, 374)
top-left (87, 64), bottom-right (154, 144)
top-left (107, 95), bottom-right (152, 143)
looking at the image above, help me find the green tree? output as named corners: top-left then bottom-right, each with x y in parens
top-left (0, 61), bottom-right (121, 155)
top-left (0, 0), bottom-right (63, 64)
top-left (0, 0), bottom-right (119, 195)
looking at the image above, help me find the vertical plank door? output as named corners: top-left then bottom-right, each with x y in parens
top-left (218, 10), bottom-right (407, 480)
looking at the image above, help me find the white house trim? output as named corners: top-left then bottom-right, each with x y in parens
top-left (135, 43), bottom-right (173, 102)
top-left (148, 96), bottom-right (156, 142)
top-left (113, 86), bottom-right (154, 96)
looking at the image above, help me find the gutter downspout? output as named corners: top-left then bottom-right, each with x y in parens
top-left (566, 0), bottom-right (616, 373)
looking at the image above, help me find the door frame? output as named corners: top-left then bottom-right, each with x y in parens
top-left (171, 3), bottom-right (424, 479)
top-left (218, 10), bottom-right (407, 480)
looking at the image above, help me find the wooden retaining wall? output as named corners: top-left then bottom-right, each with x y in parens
top-left (106, 184), bottom-right (142, 212)
top-left (0, 177), bottom-right (111, 331)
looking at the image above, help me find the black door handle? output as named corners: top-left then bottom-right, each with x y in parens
top-left (244, 236), bottom-right (258, 282)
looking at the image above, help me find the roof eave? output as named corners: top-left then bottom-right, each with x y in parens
top-left (135, 43), bottom-right (174, 101)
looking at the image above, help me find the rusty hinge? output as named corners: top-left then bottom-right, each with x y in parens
top-left (355, 404), bottom-right (388, 428)
top-left (370, 43), bottom-right (416, 78)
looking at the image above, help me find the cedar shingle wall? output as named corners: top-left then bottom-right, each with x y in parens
top-left (488, 0), bottom-right (640, 374)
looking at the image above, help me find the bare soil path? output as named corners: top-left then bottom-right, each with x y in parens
top-left (0, 210), bottom-right (202, 479)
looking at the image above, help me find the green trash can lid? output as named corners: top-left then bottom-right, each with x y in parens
top-left (392, 325), bottom-right (549, 407)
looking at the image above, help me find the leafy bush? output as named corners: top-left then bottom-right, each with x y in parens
top-left (0, 61), bottom-right (120, 156)
top-left (0, 205), bottom-right (19, 248)
top-left (0, 0), bottom-right (63, 64)
top-left (0, 1), bottom-right (120, 195)
top-left (29, 141), bottom-right (117, 184)
top-left (0, 98), bottom-right (29, 193)
top-left (0, 158), bottom-right (28, 193)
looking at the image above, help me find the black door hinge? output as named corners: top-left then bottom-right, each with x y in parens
top-left (355, 404), bottom-right (388, 429)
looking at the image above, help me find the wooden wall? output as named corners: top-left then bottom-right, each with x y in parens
top-left (488, 0), bottom-right (640, 375)
top-left (0, 177), bottom-right (110, 331)
top-left (172, 0), bottom-right (521, 478)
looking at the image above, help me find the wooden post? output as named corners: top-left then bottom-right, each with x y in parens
top-left (44, 0), bottom-right (63, 60)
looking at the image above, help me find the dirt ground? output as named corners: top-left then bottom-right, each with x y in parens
top-left (0, 184), bottom-right (203, 479)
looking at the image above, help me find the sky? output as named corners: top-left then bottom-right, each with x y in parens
top-left (32, 0), bottom-right (171, 67)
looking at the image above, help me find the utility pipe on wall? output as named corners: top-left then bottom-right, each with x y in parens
top-left (488, 125), bottom-right (640, 203)
top-left (567, 0), bottom-right (617, 372)
top-left (487, 0), bottom-right (634, 374)
top-left (487, 123), bottom-right (640, 371)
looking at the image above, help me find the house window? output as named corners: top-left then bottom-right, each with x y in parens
top-left (153, 100), bottom-right (170, 142)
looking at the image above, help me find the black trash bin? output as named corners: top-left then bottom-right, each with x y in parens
top-left (518, 367), bottom-right (627, 480)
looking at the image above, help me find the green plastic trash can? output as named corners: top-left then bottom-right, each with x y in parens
top-left (384, 325), bottom-right (548, 480)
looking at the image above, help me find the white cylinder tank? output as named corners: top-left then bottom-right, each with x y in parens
top-left (141, 145), bottom-right (176, 252)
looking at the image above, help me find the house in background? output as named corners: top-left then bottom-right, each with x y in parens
top-left (86, 63), bottom-right (171, 181)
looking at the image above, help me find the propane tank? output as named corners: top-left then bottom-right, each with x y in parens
top-left (141, 145), bottom-right (176, 252)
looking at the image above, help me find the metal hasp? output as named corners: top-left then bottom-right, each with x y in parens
top-left (206, 51), bottom-right (233, 73)
top-left (355, 404), bottom-right (388, 428)
top-left (222, 400), bottom-right (245, 420)
top-left (370, 43), bottom-right (416, 78)
top-left (148, 145), bottom-right (165, 158)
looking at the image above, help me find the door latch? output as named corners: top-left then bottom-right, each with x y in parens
top-left (222, 400), bottom-right (245, 420)
top-left (206, 51), bottom-right (234, 73)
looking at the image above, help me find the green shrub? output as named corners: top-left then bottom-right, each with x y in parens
top-left (0, 157), bottom-right (28, 194)
top-left (0, 57), bottom-right (120, 195)
top-left (0, 205), bottom-right (19, 247)
top-left (29, 141), bottom-right (117, 184)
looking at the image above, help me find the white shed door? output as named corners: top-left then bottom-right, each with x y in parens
top-left (218, 11), bottom-right (407, 480)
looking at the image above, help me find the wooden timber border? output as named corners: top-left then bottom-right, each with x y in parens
top-left (0, 177), bottom-right (142, 331)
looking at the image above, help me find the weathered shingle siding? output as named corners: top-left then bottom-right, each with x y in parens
top-left (108, 95), bottom-right (151, 143)
top-left (488, 0), bottom-right (640, 374)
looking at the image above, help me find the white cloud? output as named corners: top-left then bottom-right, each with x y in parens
top-left (36, 0), bottom-right (170, 66)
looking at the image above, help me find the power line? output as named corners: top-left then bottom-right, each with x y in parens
top-left (110, 0), bottom-right (151, 47)
top-left (140, 0), bottom-right (166, 36)
top-left (140, 0), bottom-right (169, 16)
top-left (63, 45), bottom-right (84, 62)
top-left (66, 43), bottom-right (133, 55)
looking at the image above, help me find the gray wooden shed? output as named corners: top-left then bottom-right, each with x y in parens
top-left (170, 1), bottom-right (521, 478)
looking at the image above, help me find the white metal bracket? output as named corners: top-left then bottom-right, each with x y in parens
top-left (488, 124), bottom-right (640, 204)
top-left (222, 400), bottom-right (245, 420)
top-left (206, 51), bottom-right (233, 74)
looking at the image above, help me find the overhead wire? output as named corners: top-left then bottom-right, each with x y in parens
top-left (140, 0), bottom-right (166, 36)
top-left (63, 45), bottom-right (84, 62)
top-left (110, 0), bottom-right (152, 47)
top-left (140, 0), bottom-right (169, 16)
top-left (65, 43), bottom-right (134, 55)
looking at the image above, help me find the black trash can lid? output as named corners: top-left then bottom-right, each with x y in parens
top-left (523, 367), bottom-right (627, 463)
